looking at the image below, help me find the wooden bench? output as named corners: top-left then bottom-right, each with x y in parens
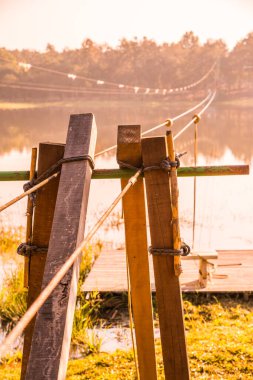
top-left (182, 251), bottom-right (218, 288)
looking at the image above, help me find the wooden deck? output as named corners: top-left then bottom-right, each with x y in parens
top-left (82, 250), bottom-right (253, 293)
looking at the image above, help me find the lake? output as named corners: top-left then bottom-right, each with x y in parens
top-left (0, 98), bottom-right (252, 251)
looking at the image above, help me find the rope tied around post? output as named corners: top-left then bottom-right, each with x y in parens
top-left (17, 243), bottom-right (48, 257)
top-left (23, 154), bottom-right (95, 204)
top-left (117, 152), bottom-right (187, 174)
top-left (149, 243), bottom-right (191, 257)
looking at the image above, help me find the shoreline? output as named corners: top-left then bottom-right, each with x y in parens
top-left (0, 96), bottom-right (253, 111)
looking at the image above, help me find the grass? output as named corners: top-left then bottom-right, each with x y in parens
top-left (0, 295), bottom-right (252, 379)
top-left (0, 227), bottom-right (24, 259)
top-left (0, 230), bottom-right (252, 378)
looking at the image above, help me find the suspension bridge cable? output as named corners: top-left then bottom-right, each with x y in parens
top-left (0, 168), bottom-right (142, 356)
top-left (95, 90), bottom-right (213, 157)
top-left (1, 81), bottom-right (192, 97)
top-left (0, 55), bottom-right (217, 94)
top-left (174, 91), bottom-right (216, 141)
top-left (141, 91), bottom-right (213, 135)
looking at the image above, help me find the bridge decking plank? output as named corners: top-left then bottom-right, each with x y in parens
top-left (83, 250), bottom-right (253, 293)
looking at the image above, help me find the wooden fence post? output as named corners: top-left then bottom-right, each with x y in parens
top-left (25, 114), bottom-right (97, 380)
top-left (142, 136), bottom-right (190, 380)
top-left (21, 143), bottom-right (65, 379)
top-left (117, 125), bottom-right (157, 380)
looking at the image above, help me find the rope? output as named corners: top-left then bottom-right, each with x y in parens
top-left (0, 172), bottom-right (59, 213)
top-left (17, 243), bottom-right (48, 257)
top-left (0, 56), bottom-right (217, 94)
top-left (95, 91), bottom-right (213, 158)
top-left (149, 243), bottom-right (190, 256)
top-left (0, 167), bottom-right (142, 356)
top-left (117, 154), bottom-right (185, 173)
top-left (174, 91), bottom-right (216, 141)
top-left (0, 155), bottom-right (94, 214)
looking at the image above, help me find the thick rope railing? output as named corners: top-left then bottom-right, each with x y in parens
top-left (0, 168), bottom-right (142, 356)
top-left (95, 90), bottom-right (213, 157)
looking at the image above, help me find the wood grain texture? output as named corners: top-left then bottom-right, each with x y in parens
top-left (21, 143), bottom-right (65, 379)
top-left (142, 136), bottom-right (190, 380)
top-left (25, 114), bottom-right (97, 380)
top-left (117, 125), bottom-right (157, 380)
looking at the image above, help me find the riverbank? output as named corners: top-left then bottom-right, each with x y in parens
top-left (0, 95), bottom-right (253, 111)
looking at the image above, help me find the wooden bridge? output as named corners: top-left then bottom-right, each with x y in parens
top-left (83, 249), bottom-right (253, 293)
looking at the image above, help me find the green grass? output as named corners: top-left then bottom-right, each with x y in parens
top-left (0, 296), bottom-right (252, 379)
top-left (0, 227), bottom-right (24, 259)
top-left (1, 230), bottom-right (252, 379)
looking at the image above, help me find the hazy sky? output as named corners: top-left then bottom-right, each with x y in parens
top-left (0, 0), bottom-right (252, 51)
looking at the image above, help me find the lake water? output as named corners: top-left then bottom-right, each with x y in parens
top-left (0, 98), bottom-right (252, 251)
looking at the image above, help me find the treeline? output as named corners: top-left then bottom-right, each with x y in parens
top-left (0, 31), bottom-right (252, 100)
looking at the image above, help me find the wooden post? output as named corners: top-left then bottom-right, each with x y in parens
top-left (166, 131), bottom-right (182, 277)
top-left (25, 114), bottom-right (97, 380)
top-left (142, 136), bottom-right (190, 380)
top-left (21, 143), bottom-right (65, 379)
top-left (24, 147), bottom-right (37, 288)
top-left (117, 125), bottom-right (157, 380)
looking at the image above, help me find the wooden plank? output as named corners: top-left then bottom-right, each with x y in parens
top-left (82, 250), bottom-right (253, 293)
top-left (117, 125), bottom-right (157, 380)
top-left (24, 147), bottom-right (37, 288)
top-left (26, 113), bottom-right (97, 380)
top-left (21, 143), bottom-right (65, 379)
top-left (142, 136), bottom-right (190, 380)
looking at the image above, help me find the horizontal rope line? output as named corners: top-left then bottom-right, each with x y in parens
top-left (95, 90), bottom-right (213, 157)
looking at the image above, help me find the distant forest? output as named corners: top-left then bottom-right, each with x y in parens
top-left (0, 31), bottom-right (252, 101)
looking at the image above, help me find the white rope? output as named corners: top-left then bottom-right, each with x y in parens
top-left (95, 91), bottom-right (213, 157)
top-left (174, 91), bottom-right (216, 140)
top-left (0, 56), bottom-right (217, 94)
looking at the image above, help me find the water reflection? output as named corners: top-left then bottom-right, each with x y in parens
top-left (0, 101), bottom-right (253, 160)
top-left (0, 100), bottom-right (252, 250)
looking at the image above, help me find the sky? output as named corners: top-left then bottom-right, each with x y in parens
top-left (0, 0), bottom-right (252, 51)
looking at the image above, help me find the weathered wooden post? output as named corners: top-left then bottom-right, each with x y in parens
top-left (25, 114), bottom-right (97, 380)
top-left (142, 136), bottom-right (190, 380)
top-left (21, 143), bottom-right (65, 379)
top-left (117, 125), bottom-right (157, 380)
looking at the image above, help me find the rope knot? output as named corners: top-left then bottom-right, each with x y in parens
top-left (165, 118), bottom-right (173, 127)
top-left (193, 114), bottom-right (201, 124)
top-left (17, 243), bottom-right (48, 257)
top-left (149, 243), bottom-right (190, 256)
